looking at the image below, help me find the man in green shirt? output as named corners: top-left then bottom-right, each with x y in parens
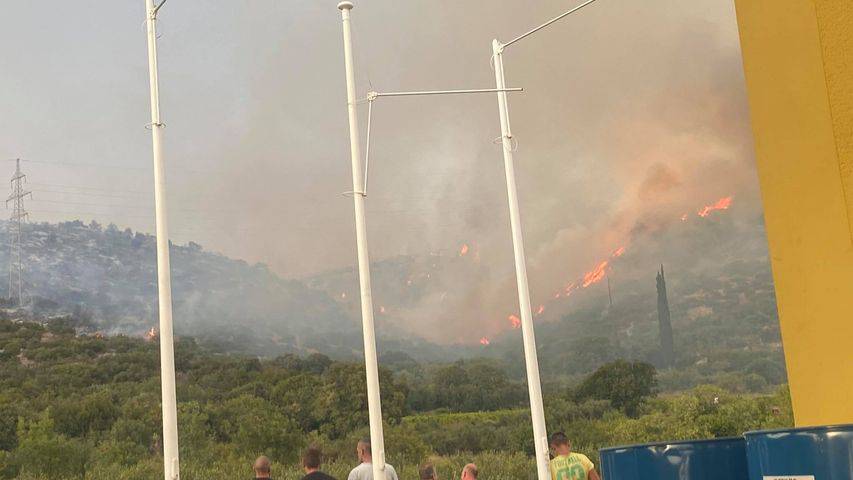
top-left (548, 432), bottom-right (601, 480)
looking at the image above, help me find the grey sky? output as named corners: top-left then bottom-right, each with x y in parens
top-left (0, 0), bottom-right (756, 287)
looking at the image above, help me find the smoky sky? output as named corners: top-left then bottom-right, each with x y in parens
top-left (0, 1), bottom-right (763, 340)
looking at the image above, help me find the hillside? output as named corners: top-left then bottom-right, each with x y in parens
top-left (309, 212), bottom-right (785, 387)
top-left (0, 211), bottom-right (785, 383)
top-left (0, 220), bottom-right (358, 356)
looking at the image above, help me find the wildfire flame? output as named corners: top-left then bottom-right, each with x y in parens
top-left (582, 260), bottom-right (609, 288)
top-left (698, 196), bottom-right (733, 217)
top-left (479, 337), bottom-right (491, 346)
top-left (503, 195), bottom-right (734, 334)
top-left (379, 306), bottom-right (386, 314)
top-left (145, 327), bottom-right (158, 341)
top-left (459, 244), bottom-right (469, 256)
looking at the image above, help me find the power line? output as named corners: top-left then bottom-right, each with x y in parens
top-left (28, 182), bottom-right (150, 195)
top-left (18, 158), bottom-right (229, 176)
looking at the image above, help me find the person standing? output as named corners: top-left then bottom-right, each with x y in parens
top-left (301, 446), bottom-right (337, 480)
top-left (253, 456), bottom-right (272, 479)
top-left (347, 438), bottom-right (399, 480)
top-left (419, 463), bottom-right (438, 480)
top-left (460, 463), bottom-right (478, 480)
top-left (548, 432), bottom-right (600, 480)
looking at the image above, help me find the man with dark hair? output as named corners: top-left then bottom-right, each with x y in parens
top-left (548, 432), bottom-right (600, 480)
top-left (302, 446), bottom-right (337, 480)
top-left (347, 437), bottom-right (399, 480)
top-left (419, 463), bottom-right (438, 480)
top-left (253, 456), bottom-right (272, 479)
top-left (460, 463), bottom-right (478, 480)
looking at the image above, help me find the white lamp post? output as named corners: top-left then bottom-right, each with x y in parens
top-left (337, 3), bottom-right (389, 479)
top-left (143, 1), bottom-right (180, 479)
top-left (490, 1), bottom-right (600, 478)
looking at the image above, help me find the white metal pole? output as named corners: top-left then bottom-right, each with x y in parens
top-left (492, 39), bottom-right (550, 480)
top-left (337, 3), bottom-right (388, 480)
top-left (144, 2), bottom-right (179, 479)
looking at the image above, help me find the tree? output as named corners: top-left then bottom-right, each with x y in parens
top-left (11, 411), bottom-right (90, 479)
top-left (575, 360), bottom-right (657, 417)
top-left (213, 395), bottom-right (303, 462)
top-left (316, 363), bottom-right (407, 439)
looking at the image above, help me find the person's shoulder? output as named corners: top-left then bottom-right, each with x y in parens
top-left (347, 465), bottom-right (365, 480)
top-left (385, 463), bottom-right (399, 479)
top-left (573, 453), bottom-right (594, 469)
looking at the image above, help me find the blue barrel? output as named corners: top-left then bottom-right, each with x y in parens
top-left (599, 437), bottom-right (749, 480)
top-left (745, 424), bottom-right (853, 479)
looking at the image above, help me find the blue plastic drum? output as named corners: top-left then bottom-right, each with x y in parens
top-left (745, 424), bottom-right (853, 480)
top-left (599, 437), bottom-right (749, 480)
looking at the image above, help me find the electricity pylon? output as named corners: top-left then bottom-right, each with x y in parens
top-left (7, 159), bottom-right (31, 306)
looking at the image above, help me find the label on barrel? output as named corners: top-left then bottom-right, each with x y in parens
top-left (764, 476), bottom-right (814, 480)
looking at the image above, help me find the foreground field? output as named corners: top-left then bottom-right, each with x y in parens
top-left (0, 319), bottom-right (792, 479)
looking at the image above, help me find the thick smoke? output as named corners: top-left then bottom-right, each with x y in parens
top-left (0, 1), bottom-right (766, 344)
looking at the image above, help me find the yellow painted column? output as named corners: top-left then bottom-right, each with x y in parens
top-left (734, 0), bottom-right (853, 426)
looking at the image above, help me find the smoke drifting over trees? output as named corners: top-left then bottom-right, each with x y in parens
top-left (0, 0), bottom-right (771, 344)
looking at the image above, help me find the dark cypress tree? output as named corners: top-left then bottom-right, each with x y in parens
top-left (656, 265), bottom-right (675, 368)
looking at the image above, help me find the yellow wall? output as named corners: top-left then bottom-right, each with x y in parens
top-left (734, 0), bottom-right (853, 426)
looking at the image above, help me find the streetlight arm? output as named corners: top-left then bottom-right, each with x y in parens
top-left (500, 0), bottom-right (599, 50)
top-left (357, 86), bottom-right (522, 195)
top-left (368, 87), bottom-right (522, 100)
top-left (152, 0), bottom-right (167, 16)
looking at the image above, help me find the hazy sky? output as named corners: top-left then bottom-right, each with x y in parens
top-left (0, 0), bottom-right (758, 283)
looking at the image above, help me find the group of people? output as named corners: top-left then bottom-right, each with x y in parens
top-left (250, 433), bottom-right (600, 480)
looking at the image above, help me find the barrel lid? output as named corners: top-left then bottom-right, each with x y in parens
top-left (744, 423), bottom-right (853, 437)
top-left (600, 436), bottom-right (745, 453)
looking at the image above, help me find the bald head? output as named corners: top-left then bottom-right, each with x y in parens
top-left (253, 456), bottom-right (271, 478)
top-left (462, 463), bottom-right (478, 479)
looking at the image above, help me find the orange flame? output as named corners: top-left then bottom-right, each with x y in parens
top-left (582, 260), bottom-right (609, 288)
top-left (681, 213), bottom-right (688, 222)
top-left (379, 306), bottom-right (386, 314)
top-left (509, 314), bottom-right (521, 329)
top-left (535, 305), bottom-right (545, 316)
top-left (479, 337), bottom-right (491, 346)
top-left (611, 246), bottom-right (626, 258)
top-left (698, 196), bottom-right (733, 217)
top-left (145, 327), bottom-right (158, 341)
top-left (459, 244), bottom-right (470, 256)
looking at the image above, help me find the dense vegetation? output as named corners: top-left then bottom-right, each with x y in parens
top-left (0, 317), bottom-right (793, 479)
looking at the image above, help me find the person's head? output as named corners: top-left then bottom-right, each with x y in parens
top-left (461, 463), bottom-right (478, 480)
top-left (356, 437), bottom-right (372, 463)
top-left (549, 431), bottom-right (572, 456)
top-left (419, 463), bottom-right (438, 480)
top-left (253, 456), bottom-right (271, 478)
top-left (302, 446), bottom-right (323, 473)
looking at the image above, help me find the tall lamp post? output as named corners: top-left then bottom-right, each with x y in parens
top-left (490, 1), bottom-right (600, 478)
top-left (337, 3), bottom-right (389, 479)
top-left (144, 1), bottom-right (180, 479)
